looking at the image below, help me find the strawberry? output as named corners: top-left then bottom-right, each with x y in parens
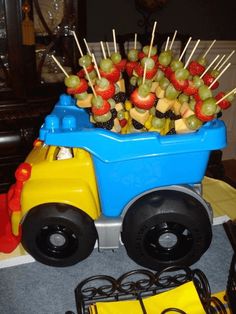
top-left (125, 61), bottom-right (138, 77)
top-left (119, 118), bottom-right (128, 127)
top-left (202, 73), bottom-right (219, 90)
top-left (215, 92), bottom-right (231, 110)
top-left (134, 63), bottom-right (158, 80)
top-left (170, 73), bottom-right (188, 91)
top-left (115, 59), bottom-right (127, 72)
top-left (183, 80), bottom-right (198, 96)
top-left (91, 99), bottom-right (111, 116)
top-left (130, 89), bottom-right (156, 110)
top-left (77, 65), bottom-right (94, 78)
top-left (67, 78), bottom-right (88, 95)
top-left (94, 82), bottom-right (115, 100)
top-left (99, 67), bottom-right (121, 83)
top-left (195, 100), bottom-right (215, 122)
top-left (164, 66), bottom-right (174, 79)
top-left (188, 61), bottom-right (205, 76)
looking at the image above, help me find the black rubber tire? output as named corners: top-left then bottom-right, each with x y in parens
top-left (122, 190), bottom-right (212, 270)
top-left (21, 203), bottom-right (97, 267)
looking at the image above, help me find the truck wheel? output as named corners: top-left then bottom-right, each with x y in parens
top-left (21, 203), bottom-right (97, 267)
top-left (122, 190), bottom-right (212, 270)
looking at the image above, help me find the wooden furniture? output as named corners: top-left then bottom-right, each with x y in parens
top-left (0, 0), bottom-right (86, 192)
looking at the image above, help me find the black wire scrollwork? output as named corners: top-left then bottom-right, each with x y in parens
top-left (73, 266), bottom-right (227, 314)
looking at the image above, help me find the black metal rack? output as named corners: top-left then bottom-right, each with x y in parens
top-left (67, 265), bottom-right (227, 314)
top-left (223, 220), bottom-right (236, 313)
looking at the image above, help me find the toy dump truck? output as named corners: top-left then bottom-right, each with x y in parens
top-left (0, 94), bottom-right (227, 268)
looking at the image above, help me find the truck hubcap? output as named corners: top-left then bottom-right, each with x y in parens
top-left (144, 222), bottom-right (193, 261)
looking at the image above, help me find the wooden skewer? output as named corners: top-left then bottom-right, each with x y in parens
top-left (134, 33), bottom-right (137, 50)
top-left (106, 42), bottom-right (111, 57)
top-left (209, 62), bottom-right (231, 89)
top-left (112, 29), bottom-right (117, 53)
top-left (92, 53), bottom-right (101, 79)
top-left (148, 21), bottom-right (157, 58)
top-left (83, 66), bottom-right (97, 97)
top-left (142, 62), bottom-right (147, 85)
top-left (83, 38), bottom-right (92, 56)
top-left (169, 30), bottom-right (177, 50)
top-left (202, 39), bottom-right (216, 59)
top-left (100, 41), bottom-right (107, 59)
top-left (179, 37), bottom-right (192, 61)
top-left (199, 54), bottom-right (220, 78)
top-left (72, 31), bottom-right (83, 57)
top-left (184, 39), bottom-right (200, 69)
top-left (51, 55), bottom-right (69, 77)
top-left (213, 54), bottom-right (226, 70)
top-left (165, 36), bottom-right (170, 51)
top-left (216, 87), bottom-right (236, 105)
top-left (218, 50), bottom-right (235, 71)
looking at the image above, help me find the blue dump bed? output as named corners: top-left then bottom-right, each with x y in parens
top-left (39, 94), bottom-right (227, 217)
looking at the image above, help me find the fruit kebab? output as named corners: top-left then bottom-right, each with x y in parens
top-left (72, 31), bottom-right (97, 82)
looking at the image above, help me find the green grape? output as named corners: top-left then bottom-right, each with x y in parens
top-left (138, 83), bottom-right (151, 97)
top-left (143, 45), bottom-right (157, 56)
top-left (130, 76), bottom-right (137, 86)
top-left (193, 76), bottom-right (204, 88)
top-left (227, 93), bottom-right (235, 102)
top-left (159, 77), bottom-right (170, 90)
top-left (99, 58), bottom-right (113, 72)
top-left (175, 68), bottom-right (189, 80)
top-left (149, 106), bottom-right (156, 116)
top-left (96, 77), bottom-right (109, 89)
top-left (152, 117), bottom-right (166, 129)
top-left (189, 97), bottom-right (196, 111)
top-left (158, 50), bottom-right (172, 66)
top-left (137, 78), bottom-right (152, 88)
top-left (91, 95), bottom-right (103, 107)
top-left (185, 115), bottom-right (203, 130)
top-left (74, 92), bottom-right (88, 100)
top-left (198, 85), bottom-right (212, 100)
top-left (155, 69), bottom-right (165, 82)
top-left (117, 110), bottom-right (125, 120)
top-left (165, 83), bottom-right (180, 100)
top-left (170, 59), bottom-right (183, 71)
top-left (93, 111), bottom-right (112, 122)
top-left (197, 57), bottom-right (206, 66)
top-left (141, 57), bottom-right (155, 70)
top-left (210, 69), bottom-right (219, 78)
top-left (64, 75), bottom-right (80, 88)
top-left (201, 98), bottom-right (217, 115)
top-left (127, 49), bottom-right (138, 61)
top-left (178, 93), bottom-right (189, 104)
top-left (79, 55), bottom-right (92, 67)
top-left (111, 52), bottom-right (122, 64)
top-left (108, 98), bottom-right (116, 108)
top-left (85, 70), bottom-right (97, 81)
top-left (215, 105), bottom-right (221, 114)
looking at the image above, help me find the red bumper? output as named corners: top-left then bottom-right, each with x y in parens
top-left (0, 193), bottom-right (21, 253)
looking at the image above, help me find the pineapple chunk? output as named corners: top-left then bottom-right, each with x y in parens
top-left (180, 102), bottom-right (195, 118)
top-left (155, 85), bottom-right (165, 99)
top-left (151, 81), bottom-right (159, 93)
top-left (116, 79), bottom-right (126, 93)
top-left (172, 100), bottom-right (181, 115)
top-left (175, 118), bottom-right (193, 134)
top-left (130, 108), bottom-right (149, 125)
top-left (156, 98), bottom-right (174, 113)
top-left (76, 94), bottom-right (92, 108)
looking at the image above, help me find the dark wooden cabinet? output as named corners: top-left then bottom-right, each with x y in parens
top-left (0, 0), bottom-right (86, 192)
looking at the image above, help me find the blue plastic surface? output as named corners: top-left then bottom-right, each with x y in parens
top-left (39, 94), bottom-right (227, 217)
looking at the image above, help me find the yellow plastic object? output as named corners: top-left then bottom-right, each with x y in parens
top-left (11, 211), bottom-right (21, 237)
top-left (89, 281), bottom-right (205, 314)
top-left (21, 145), bottom-right (100, 220)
